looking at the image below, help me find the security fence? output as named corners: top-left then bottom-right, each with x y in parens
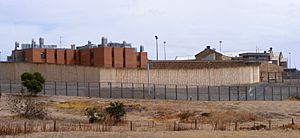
top-left (0, 80), bottom-right (299, 101)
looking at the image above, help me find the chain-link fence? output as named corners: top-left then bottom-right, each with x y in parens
top-left (0, 80), bottom-right (299, 101)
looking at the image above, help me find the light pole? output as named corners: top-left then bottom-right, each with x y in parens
top-left (289, 52), bottom-right (291, 68)
top-left (163, 41), bottom-right (166, 60)
top-left (219, 41), bottom-right (222, 52)
top-left (155, 36), bottom-right (158, 60)
top-left (0, 51), bottom-right (1, 62)
top-left (147, 59), bottom-right (151, 95)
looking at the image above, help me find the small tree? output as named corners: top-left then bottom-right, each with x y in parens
top-left (21, 72), bottom-right (45, 96)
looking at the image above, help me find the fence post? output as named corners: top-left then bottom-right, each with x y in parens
top-left (282, 72), bottom-right (284, 83)
top-left (130, 121), bottom-right (133, 131)
top-left (269, 120), bottom-right (272, 129)
top-left (173, 121), bottom-right (176, 131)
top-left (164, 85), bottom-right (167, 100)
top-left (197, 86), bottom-right (199, 101)
top-left (218, 86), bottom-right (221, 101)
top-left (288, 86), bottom-right (291, 98)
top-left (229, 86), bottom-right (231, 101)
top-left (109, 82), bottom-right (112, 98)
top-left (186, 85), bottom-right (189, 101)
top-left (237, 86), bottom-right (240, 101)
top-left (263, 87), bottom-right (266, 101)
top-left (88, 82), bottom-right (90, 98)
top-left (153, 84), bottom-right (156, 99)
top-left (53, 120), bottom-right (57, 132)
top-left (280, 86), bottom-right (283, 101)
top-left (10, 80), bottom-right (12, 93)
top-left (195, 120), bottom-right (198, 129)
top-left (65, 82), bottom-right (68, 96)
top-left (267, 72), bottom-right (270, 83)
top-left (98, 82), bottom-right (101, 98)
top-left (54, 81), bottom-right (57, 95)
top-left (297, 86), bottom-right (299, 97)
top-left (245, 86), bottom-right (248, 101)
top-left (275, 73), bottom-right (277, 83)
top-left (253, 86), bottom-right (256, 101)
top-left (143, 83), bottom-right (145, 99)
top-left (271, 86), bottom-right (274, 101)
top-left (77, 82), bottom-right (79, 96)
top-left (208, 86), bottom-right (210, 101)
top-left (0, 80), bottom-right (2, 97)
top-left (24, 122), bottom-right (27, 133)
top-left (175, 85), bottom-right (178, 100)
top-left (121, 83), bottom-right (123, 98)
top-left (235, 122), bottom-right (238, 131)
top-left (131, 83), bottom-right (134, 98)
top-left (44, 83), bottom-right (46, 95)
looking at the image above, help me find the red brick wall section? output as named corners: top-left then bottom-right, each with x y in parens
top-left (32, 49), bottom-right (46, 63)
top-left (23, 49), bottom-right (33, 62)
top-left (91, 48), bottom-right (104, 67)
top-left (124, 48), bottom-right (137, 68)
top-left (140, 52), bottom-right (148, 68)
top-left (113, 48), bottom-right (124, 68)
top-left (46, 49), bottom-right (55, 63)
top-left (55, 49), bottom-right (65, 64)
top-left (17, 47), bottom-right (148, 68)
top-left (103, 48), bottom-right (113, 68)
top-left (75, 50), bottom-right (80, 65)
top-left (79, 48), bottom-right (91, 66)
top-left (65, 49), bottom-right (75, 64)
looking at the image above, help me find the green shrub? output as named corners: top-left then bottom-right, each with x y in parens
top-left (85, 101), bottom-right (126, 124)
top-left (85, 107), bottom-right (98, 123)
top-left (106, 102), bottom-right (126, 123)
top-left (21, 72), bottom-right (45, 96)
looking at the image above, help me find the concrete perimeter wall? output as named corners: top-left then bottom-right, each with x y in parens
top-left (0, 62), bottom-right (260, 86)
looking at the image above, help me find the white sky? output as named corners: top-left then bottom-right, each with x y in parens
top-left (0, 0), bottom-right (299, 67)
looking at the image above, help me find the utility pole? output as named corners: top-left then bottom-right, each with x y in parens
top-left (219, 41), bottom-right (222, 52)
top-left (163, 41), bottom-right (166, 60)
top-left (155, 36), bottom-right (158, 60)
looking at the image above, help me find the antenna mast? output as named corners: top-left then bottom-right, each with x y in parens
top-left (59, 36), bottom-right (62, 48)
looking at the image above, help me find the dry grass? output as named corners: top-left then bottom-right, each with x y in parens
top-left (0, 121), bottom-right (112, 136)
top-left (51, 100), bottom-right (94, 110)
top-left (1, 94), bottom-right (300, 137)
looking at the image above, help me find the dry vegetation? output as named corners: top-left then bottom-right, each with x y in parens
top-left (0, 94), bottom-right (300, 137)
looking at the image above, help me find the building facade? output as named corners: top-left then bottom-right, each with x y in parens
top-left (192, 46), bottom-right (288, 68)
top-left (195, 46), bottom-right (232, 61)
top-left (8, 37), bottom-right (148, 69)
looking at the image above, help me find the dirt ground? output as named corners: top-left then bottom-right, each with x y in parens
top-left (5, 130), bottom-right (300, 138)
top-left (0, 93), bottom-right (300, 138)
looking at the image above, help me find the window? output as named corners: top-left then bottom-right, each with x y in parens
top-left (41, 52), bottom-right (46, 59)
